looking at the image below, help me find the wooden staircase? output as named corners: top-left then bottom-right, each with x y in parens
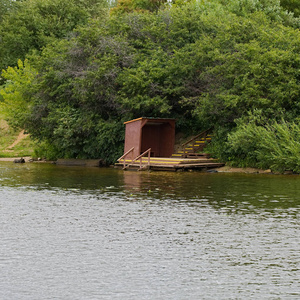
top-left (172, 129), bottom-right (212, 158)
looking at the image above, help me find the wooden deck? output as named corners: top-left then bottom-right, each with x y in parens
top-left (115, 157), bottom-right (224, 171)
top-left (116, 129), bottom-right (224, 171)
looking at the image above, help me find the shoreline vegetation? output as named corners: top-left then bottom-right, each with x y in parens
top-left (1, 0), bottom-right (300, 173)
top-left (0, 123), bottom-right (297, 174)
top-left (1, 117), bottom-right (298, 174)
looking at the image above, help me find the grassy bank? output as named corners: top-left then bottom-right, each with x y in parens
top-left (0, 117), bottom-right (35, 158)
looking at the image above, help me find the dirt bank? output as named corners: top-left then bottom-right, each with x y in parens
top-left (0, 157), bottom-right (32, 162)
top-left (214, 165), bottom-right (287, 174)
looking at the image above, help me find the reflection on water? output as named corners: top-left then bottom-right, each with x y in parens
top-left (122, 170), bottom-right (300, 212)
top-left (0, 162), bottom-right (299, 299)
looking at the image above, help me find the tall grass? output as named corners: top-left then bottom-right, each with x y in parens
top-left (226, 120), bottom-right (300, 173)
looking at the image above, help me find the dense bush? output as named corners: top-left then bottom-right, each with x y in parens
top-left (210, 118), bottom-right (300, 173)
top-left (0, 0), bottom-right (109, 71)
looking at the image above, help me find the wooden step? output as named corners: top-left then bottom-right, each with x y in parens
top-left (185, 153), bottom-right (210, 158)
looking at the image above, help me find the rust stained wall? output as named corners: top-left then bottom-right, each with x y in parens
top-left (124, 118), bottom-right (142, 158)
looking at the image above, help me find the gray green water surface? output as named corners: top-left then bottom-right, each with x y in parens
top-left (0, 162), bottom-right (299, 299)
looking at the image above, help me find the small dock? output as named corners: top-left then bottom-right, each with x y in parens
top-left (117, 117), bottom-right (224, 171)
top-left (115, 157), bottom-right (224, 171)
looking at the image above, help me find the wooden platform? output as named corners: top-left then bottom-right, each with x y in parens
top-left (115, 157), bottom-right (224, 171)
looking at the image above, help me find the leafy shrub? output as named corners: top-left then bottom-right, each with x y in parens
top-left (224, 119), bottom-right (300, 173)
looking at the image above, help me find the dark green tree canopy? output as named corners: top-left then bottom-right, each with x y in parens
top-left (280, 0), bottom-right (300, 17)
top-left (0, 0), bottom-right (109, 71)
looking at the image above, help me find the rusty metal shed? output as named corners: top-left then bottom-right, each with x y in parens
top-left (123, 117), bottom-right (175, 158)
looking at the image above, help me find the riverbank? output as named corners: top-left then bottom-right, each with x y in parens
top-left (0, 117), bottom-right (35, 158)
top-left (1, 157), bottom-right (296, 175)
top-left (214, 165), bottom-right (299, 175)
top-left (0, 157), bottom-right (51, 163)
top-left (214, 166), bottom-right (272, 174)
top-left (0, 157), bottom-right (32, 162)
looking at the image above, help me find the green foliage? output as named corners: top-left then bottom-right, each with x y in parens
top-left (33, 141), bottom-right (62, 161)
top-left (218, 0), bottom-right (300, 26)
top-left (14, 26), bottom-right (129, 162)
top-left (110, 0), bottom-right (167, 15)
top-left (110, 4), bottom-right (300, 130)
top-left (280, 0), bottom-right (300, 17)
top-left (175, 11), bottom-right (300, 127)
top-left (223, 119), bottom-right (300, 173)
top-left (0, 0), bottom-right (109, 71)
top-left (0, 0), bottom-right (17, 22)
top-left (0, 59), bottom-right (37, 128)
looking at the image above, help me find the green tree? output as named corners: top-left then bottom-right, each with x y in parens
top-left (110, 0), bottom-right (168, 14)
top-left (280, 0), bottom-right (300, 17)
top-left (0, 0), bottom-right (16, 22)
top-left (112, 3), bottom-right (300, 128)
top-left (0, 0), bottom-right (109, 71)
top-left (0, 59), bottom-right (37, 128)
top-left (218, 0), bottom-right (300, 26)
top-left (12, 22), bottom-right (131, 161)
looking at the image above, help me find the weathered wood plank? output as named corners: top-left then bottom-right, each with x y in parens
top-left (56, 159), bottom-right (103, 167)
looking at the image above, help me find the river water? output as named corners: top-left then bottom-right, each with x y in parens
top-left (0, 162), bottom-right (299, 299)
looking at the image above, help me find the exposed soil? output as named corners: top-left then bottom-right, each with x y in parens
top-left (214, 165), bottom-right (272, 174)
top-left (0, 157), bottom-right (31, 162)
top-left (3, 130), bottom-right (29, 152)
top-left (0, 119), bottom-right (9, 130)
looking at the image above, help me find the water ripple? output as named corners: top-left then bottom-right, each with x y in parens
top-left (0, 164), bottom-right (299, 299)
